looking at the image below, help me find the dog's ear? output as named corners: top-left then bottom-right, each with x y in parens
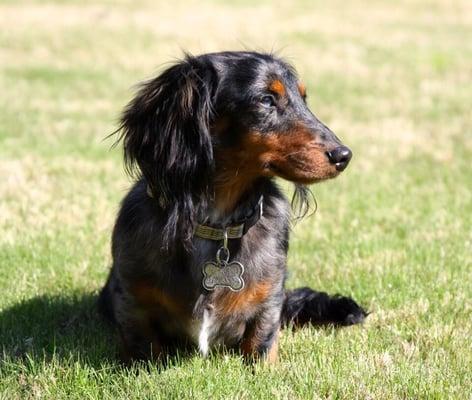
top-left (119, 55), bottom-right (217, 250)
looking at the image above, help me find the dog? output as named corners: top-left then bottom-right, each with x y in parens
top-left (98, 51), bottom-right (367, 363)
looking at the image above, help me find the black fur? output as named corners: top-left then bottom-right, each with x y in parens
top-left (282, 288), bottom-right (367, 327)
top-left (100, 51), bottom-right (367, 362)
top-left (117, 56), bottom-right (218, 250)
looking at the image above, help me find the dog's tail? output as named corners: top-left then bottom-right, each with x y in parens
top-left (281, 287), bottom-right (368, 328)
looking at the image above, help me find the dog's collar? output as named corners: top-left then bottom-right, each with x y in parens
top-left (146, 186), bottom-right (263, 240)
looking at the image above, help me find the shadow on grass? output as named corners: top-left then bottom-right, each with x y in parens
top-left (0, 294), bottom-right (200, 371)
top-left (0, 292), bottom-right (364, 371)
top-left (0, 293), bottom-right (116, 367)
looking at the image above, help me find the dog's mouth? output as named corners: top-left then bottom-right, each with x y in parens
top-left (265, 152), bottom-right (340, 184)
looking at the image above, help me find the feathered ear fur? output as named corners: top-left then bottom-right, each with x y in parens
top-left (118, 55), bottom-right (218, 250)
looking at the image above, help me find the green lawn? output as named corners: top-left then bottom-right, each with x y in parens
top-left (1, 0), bottom-right (471, 398)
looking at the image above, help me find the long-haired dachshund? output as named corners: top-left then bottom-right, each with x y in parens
top-left (99, 51), bottom-right (367, 362)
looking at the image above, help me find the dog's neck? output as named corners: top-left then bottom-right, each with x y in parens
top-left (207, 177), bottom-right (268, 227)
top-left (212, 149), bottom-right (264, 217)
top-left (213, 180), bottom-right (254, 218)
top-left (146, 178), bottom-right (266, 229)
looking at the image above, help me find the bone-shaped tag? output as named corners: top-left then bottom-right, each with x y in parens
top-left (202, 260), bottom-right (245, 292)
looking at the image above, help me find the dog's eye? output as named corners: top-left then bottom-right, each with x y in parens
top-left (260, 95), bottom-right (276, 108)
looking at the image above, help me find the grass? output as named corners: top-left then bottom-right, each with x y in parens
top-left (1, 0), bottom-right (471, 398)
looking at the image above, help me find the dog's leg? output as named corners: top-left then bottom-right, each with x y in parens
top-left (240, 308), bottom-right (281, 363)
top-left (266, 328), bottom-right (280, 363)
top-left (112, 289), bottom-right (163, 362)
top-left (282, 287), bottom-right (367, 327)
top-left (118, 323), bottom-right (162, 363)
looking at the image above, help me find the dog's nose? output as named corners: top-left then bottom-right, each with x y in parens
top-left (326, 146), bottom-right (352, 171)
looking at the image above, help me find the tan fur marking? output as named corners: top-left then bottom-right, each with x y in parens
top-left (298, 82), bottom-right (306, 98)
top-left (131, 282), bottom-right (183, 316)
top-left (216, 281), bottom-right (272, 316)
top-left (266, 329), bottom-right (279, 363)
top-left (214, 135), bottom-right (267, 213)
top-left (214, 125), bottom-right (337, 213)
top-left (269, 79), bottom-right (286, 96)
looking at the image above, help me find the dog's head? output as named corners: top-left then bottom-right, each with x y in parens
top-left (119, 51), bottom-right (352, 248)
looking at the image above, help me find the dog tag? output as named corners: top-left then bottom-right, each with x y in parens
top-left (202, 247), bottom-right (245, 292)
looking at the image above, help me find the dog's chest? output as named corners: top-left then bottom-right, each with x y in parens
top-left (188, 311), bottom-right (246, 356)
top-left (180, 215), bottom-right (286, 354)
top-left (185, 288), bottom-right (258, 355)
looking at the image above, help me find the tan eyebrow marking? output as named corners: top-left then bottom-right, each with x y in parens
top-left (298, 82), bottom-right (307, 98)
top-left (269, 79), bottom-right (286, 97)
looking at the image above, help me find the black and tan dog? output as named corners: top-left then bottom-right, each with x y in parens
top-left (99, 51), bottom-right (367, 362)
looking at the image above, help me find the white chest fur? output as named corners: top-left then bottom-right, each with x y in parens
top-left (197, 308), bottom-right (214, 356)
